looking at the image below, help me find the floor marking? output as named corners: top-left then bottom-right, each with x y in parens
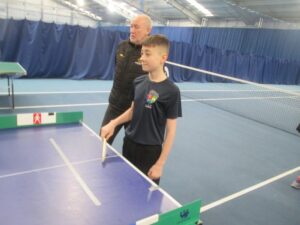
top-left (201, 166), bottom-right (300, 212)
top-left (3, 90), bottom-right (110, 95)
top-left (1, 89), bottom-right (299, 95)
top-left (2, 90), bottom-right (299, 95)
top-left (0, 102), bottom-right (109, 110)
top-left (49, 138), bottom-right (101, 206)
top-left (181, 89), bottom-right (300, 93)
top-left (0, 94), bottom-right (298, 110)
top-left (182, 96), bottom-right (298, 102)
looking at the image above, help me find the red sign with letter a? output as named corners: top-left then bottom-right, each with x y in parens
top-left (33, 113), bottom-right (42, 124)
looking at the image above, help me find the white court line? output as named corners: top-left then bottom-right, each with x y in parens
top-left (201, 166), bottom-right (300, 213)
top-left (1, 90), bottom-right (299, 95)
top-left (0, 94), bottom-right (298, 110)
top-left (182, 95), bottom-right (298, 102)
top-left (181, 89), bottom-right (300, 93)
top-left (0, 90), bottom-right (110, 95)
top-left (49, 138), bottom-right (101, 206)
top-left (0, 102), bottom-right (109, 110)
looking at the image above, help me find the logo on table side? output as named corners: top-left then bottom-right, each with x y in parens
top-left (33, 113), bottom-right (42, 124)
top-left (145, 90), bottom-right (159, 109)
top-left (180, 209), bottom-right (189, 219)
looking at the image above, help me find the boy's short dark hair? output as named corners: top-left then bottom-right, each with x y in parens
top-left (142, 34), bottom-right (170, 53)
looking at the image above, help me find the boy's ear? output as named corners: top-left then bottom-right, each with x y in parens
top-left (162, 53), bottom-right (168, 62)
top-left (160, 55), bottom-right (167, 65)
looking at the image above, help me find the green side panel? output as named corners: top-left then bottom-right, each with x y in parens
top-left (0, 62), bottom-right (27, 75)
top-left (56, 111), bottom-right (83, 124)
top-left (153, 199), bottom-right (201, 225)
top-left (0, 115), bottom-right (17, 129)
top-left (0, 112), bottom-right (83, 130)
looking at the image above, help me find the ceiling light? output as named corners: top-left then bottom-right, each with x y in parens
top-left (186, 0), bottom-right (213, 17)
top-left (100, 0), bottom-right (138, 19)
top-left (76, 0), bottom-right (84, 7)
top-left (63, 0), bottom-right (102, 21)
top-left (108, 2), bottom-right (115, 12)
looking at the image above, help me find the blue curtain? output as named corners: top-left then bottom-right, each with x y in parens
top-left (1, 18), bottom-right (300, 84)
top-left (104, 26), bottom-right (300, 62)
top-left (0, 19), bottom-right (128, 79)
top-left (167, 42), bottom-right (300, 84)
top-left (191, 28), bottom-right (300, 62)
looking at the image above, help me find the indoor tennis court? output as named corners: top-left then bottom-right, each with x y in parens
top-left (1, 1), bottom-right (300, 225)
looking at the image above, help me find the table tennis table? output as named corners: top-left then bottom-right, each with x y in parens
top-left (0, 112), bottom-right (201, 225)
top-left (0, 61), bottom-right (27, 109)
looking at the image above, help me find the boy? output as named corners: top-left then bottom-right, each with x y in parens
top-left (101, 34), bottom-right (182, 184)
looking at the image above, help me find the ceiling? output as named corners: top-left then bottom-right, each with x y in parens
top-left (61, 0), bottom-right (300, 27)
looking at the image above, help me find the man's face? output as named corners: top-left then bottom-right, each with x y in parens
top-left (140, 45), bottom-right (167, 72)
top-left (130, 16), bottom-right (151, 45)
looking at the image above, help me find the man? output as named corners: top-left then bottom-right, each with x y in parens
top-left (100, 14), bottom-right (152, 144)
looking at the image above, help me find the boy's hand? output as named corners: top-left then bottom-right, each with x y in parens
top-left (100, 121), bottom-right (115, 140)
top-left (148, 164), bottom-right (163, 180)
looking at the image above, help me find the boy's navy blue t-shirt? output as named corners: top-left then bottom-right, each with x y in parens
top-left (125, 74), bottom-right (182, 145)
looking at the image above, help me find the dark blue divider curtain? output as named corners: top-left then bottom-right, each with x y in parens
top-left (107, 26), bottom-right (300, 62)
top-left (0, 19), bottom-right (128, 79)
top-left (191, 28), bottom-right (300, 62)
top-left (1, 18), bottom-right (300, 84)
top-left (168, 42), bottom-right (300, 84)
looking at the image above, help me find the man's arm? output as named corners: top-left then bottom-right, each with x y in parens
top-left (148, 118), bottom-right (177, 180)
top-left (101, 103), bottom-right (134, 140)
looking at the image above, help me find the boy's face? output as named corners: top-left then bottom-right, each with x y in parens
top-left (140, 45), bottom-right (168, 72)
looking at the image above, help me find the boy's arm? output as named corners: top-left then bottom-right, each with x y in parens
top-left (100, 103), bottom-right (134, 140)
top-left (148, 118), bottom-right (177, 180)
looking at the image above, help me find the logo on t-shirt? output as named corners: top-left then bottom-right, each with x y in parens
top-left (145, 90), bottom-right (159, 109)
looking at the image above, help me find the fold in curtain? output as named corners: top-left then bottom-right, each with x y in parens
top-left (168, 42), bottom-right (300, 84)
top-left (0, 19), bottom-right (128, 79)
top-left (1, 18), bottom-right (299, 84)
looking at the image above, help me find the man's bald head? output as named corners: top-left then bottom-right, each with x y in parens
top-left (130, 14), bottom-right (153, 45)
top-left (134, 14), bottom-right (152, 30)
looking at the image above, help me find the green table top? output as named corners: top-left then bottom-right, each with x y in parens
top-left (0, 62), bottom-right (27, 76)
